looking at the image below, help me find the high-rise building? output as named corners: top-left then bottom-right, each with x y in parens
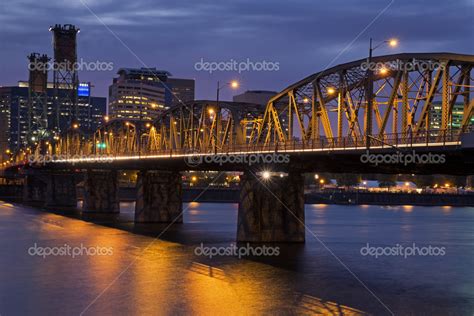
top-left (429, 101), bottom-right (473, 130)
top-left (108, 68), bottom-right (195, 121)
top-left (0, 82), bottom-right (106, 150)
top-left (233, 90), bottom-right (277, 106)
top-left (167, 78), bottom-right (195, 107)
top-left (108, 68), bottom-right (169, 121)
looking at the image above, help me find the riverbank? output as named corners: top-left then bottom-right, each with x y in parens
top-left (111, 187), bottom-right (474, 207)
top-left (2, 185), bottom-right (473, 206)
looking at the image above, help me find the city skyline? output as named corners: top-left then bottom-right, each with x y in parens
top-left (1, 0), bottom-right (472, 102)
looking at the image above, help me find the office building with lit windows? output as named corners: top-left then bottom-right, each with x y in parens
top-left (108, 68), bottom-right (195, 121)
top-left (429, 101), bottom-right (473, 130)
top-left (0, 82), bottom-right (106, 151)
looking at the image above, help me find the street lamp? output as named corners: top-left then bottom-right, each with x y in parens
top-left (212, 80), bottom-right (240, 151)
top-left (230, 80), bottom-right (239, 89)
top-left (366, 37), bottom-right (398, 148)
top-left (216, 80), bottom-right (240, 109)
top-left (388, 39), bottom-right (398, 47)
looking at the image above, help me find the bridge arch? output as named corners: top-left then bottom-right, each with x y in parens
top-left (255, 53), bottom-right (473, 146)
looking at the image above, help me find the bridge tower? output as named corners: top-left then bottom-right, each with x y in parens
top-left (49, 24), bottom-right (80, 133)
top-left (27, 53), bottom-right (50, 145)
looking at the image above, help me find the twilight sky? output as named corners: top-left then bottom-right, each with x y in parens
top-left (0, 0), bottom-right (472, 101)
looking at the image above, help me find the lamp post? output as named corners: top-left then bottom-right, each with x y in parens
top-left (366, 38), bottom-right (397, 148)
top-left (211, 80), bottom-right (239, 152)
top-left (216, 80), bottom-right (239, 110)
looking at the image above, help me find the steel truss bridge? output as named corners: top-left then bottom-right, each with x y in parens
top-left (7, 53), bottom-right (474, 174)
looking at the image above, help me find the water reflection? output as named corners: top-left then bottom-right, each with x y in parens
top-left (0, 201), bottom-right (472, 315)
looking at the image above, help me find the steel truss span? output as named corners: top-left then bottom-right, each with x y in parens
top-left (15, 53), bottom-right (474, 162)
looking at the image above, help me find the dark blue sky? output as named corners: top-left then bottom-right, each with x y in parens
top-left (1, 0), bottom-right (472, 101)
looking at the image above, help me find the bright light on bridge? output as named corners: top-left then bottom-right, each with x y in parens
top-left (327, 87), bottom-right (336, 95)
top-left (262, 171), bottom-right (271, 180)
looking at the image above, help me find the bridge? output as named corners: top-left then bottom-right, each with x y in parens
top-left (2, 52), bottom-right (474, 242)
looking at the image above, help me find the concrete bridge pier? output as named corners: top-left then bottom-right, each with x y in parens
top-left (45, 173), bottom-right (77, 208)
top-left (23, 174), bottom-right (47, 205)
top-left (135, 170), bottom-right (183, 223)
top-left (83, 170), bottom-right (119, 213)
top-left (237, 170), bottom-right (305, 242)
top-left (23, 173), bottom-right (77, 207)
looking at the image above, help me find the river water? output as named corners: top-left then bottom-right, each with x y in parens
top-left (0, 201), bottom-right (473, 315)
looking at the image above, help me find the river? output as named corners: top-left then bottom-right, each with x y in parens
top-left (0, 201), bottom-right (473, 315)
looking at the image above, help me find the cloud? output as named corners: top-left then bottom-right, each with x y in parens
top-left (0, 0), bottom-right (472, 100)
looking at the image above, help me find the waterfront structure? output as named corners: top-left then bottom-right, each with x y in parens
top-left (0, 82), bottom-right (106, 150)
top-left (49, 24), bottom-right (80, 131)
top-left (108, 68), bottom-right (195, 121)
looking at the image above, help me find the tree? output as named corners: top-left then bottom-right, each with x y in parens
top-left (377, 174), bottom-right (397, 188)
top-left (335, 173), bottom-right (360, 187)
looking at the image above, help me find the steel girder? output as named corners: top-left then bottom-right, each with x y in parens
top-left (254, 53), bottom-right (473, 146)
top-left (23, 53), bottom-right (474, 160)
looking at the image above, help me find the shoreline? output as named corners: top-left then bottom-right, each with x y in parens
top-left (2, 185), bottom-right (474, 207)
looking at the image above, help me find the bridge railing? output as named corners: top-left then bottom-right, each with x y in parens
top-left (127, 128), bottom-right (463, 158)
top-left (11, 128), bottom-right (463, 167)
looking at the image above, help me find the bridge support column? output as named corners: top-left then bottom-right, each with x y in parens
top-left (45, 173), bottom-right (77, 208)
top-left (237, 171), bottom-right (305, 242)
top-left (83, 170), bottom-right (119, 213)
top-left (23, 175), bottom-right (47, 205)
top-left (23, 173), bottom-right (77, 207)
top-left (135, 171), bottom-right (183, 223)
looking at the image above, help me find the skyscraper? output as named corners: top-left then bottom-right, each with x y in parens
top-left (108, 68), bottom-right (195, 121)
top-left (0, 82), bottom-right (106, 151)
